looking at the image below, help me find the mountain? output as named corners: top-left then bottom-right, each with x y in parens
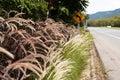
top-left (89, 8), bottom-right (120, 20)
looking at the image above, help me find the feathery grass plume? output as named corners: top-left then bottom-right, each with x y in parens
top-left (0, 17), bottom-right (5, 22)
top-left (42, 47), bottom-right (74, 80)
top-left (62, 33), bottom-right (93, 80)
top-left (3, 53), bottom-right (48, 80)
top-left (0, 10), bottom-right (9, 18)
top-left (53, 59), bottom-right (73, 80)
top-left (0, 47), bottom-right (14, 59)
top-left (14, 13), bottom-right (25, 18)
top-left (8, 10), bottom-right (19, 18)
top-left (0, 31), bottom-right (4, 43)
top-left (63, 35), bottom-right (83, 56)
top-left (1, 10), bottom-right (23, 18)
top-left (5, 17), bottom-right (35, 31)
top-left (0, 12), bottom-right (78, 80)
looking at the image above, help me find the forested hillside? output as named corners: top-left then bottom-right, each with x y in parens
top-left (88, 14), bottom-right (120, 27)
top-left (89, 8), bottom-right (120, 20)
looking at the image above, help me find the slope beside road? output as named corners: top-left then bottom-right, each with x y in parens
top-left (89, 27), bottom-right (120, 80)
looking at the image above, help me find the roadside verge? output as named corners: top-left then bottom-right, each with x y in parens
top-left (80, 40), bottom-right (108, 80)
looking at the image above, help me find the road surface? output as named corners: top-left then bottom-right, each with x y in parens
top-left (88, 27), bottom-right (120, 80)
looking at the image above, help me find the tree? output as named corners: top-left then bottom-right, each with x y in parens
top-left (0, 0), bottom-right (89, 23)
top-left (87, 14), bottom-right (120, 27)
top-left (46, 0), bottom-right (89, 23)
top-left (0, 0), bottom-right (48, 20)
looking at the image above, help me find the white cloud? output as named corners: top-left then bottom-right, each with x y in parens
top-left (89, 0), bottom-right (96, 3)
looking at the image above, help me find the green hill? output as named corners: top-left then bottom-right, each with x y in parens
top-left (89, 8), bottom-right (120, 20)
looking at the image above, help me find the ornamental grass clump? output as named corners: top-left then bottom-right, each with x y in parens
top-left (62, 33), bottom-right (92, 80)
top-left (0, 11), bottom-right (77, 80)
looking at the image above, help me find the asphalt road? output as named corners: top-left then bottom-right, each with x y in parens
top-left (88, 27), bottom-right (120, 80)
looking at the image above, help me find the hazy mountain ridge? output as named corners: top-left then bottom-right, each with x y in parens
top-left (89, 8), bottom-right (120, 20)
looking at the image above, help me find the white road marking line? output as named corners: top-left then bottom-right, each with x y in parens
top-left (97, 31), bottom-right (120, 40)
top-left (106, 34), bottom-right (120, 40)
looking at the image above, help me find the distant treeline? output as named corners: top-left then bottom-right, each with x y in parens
top-left (87, 14), bottom-right (120, 27)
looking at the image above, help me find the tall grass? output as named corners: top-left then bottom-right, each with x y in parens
top-left (42, 32), bottom-right (93, 80)
top-left (0, 13), bottom-right (77, 80)
top-left (62, 32), bottom-right (93, 80)
top-left (41, 48), bottom-right (73, 80)
top-left (0, 11), bottom-right (92, 80)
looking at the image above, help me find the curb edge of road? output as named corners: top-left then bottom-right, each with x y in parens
top-left (91, 43), bottom-right (108, 80)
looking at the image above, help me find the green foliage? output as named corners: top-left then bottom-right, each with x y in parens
top-left (59, 7), bottom-right (69, 16)
top-left (0, 0), bottom-right (48, 20)
top-left (88, 14), bottom-right (120, 27)
top-left (0, 0), bottom-right (89, 23)
top-left (47, 0), bottom-right (89, 23)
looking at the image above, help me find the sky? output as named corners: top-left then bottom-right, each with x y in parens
top-left (86, 0), bottom-right (120, 14)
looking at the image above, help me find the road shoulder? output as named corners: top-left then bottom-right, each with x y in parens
top-left (79, 43), bottom-right (107, 80)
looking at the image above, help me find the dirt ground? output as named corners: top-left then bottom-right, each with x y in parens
top-left (79, 44), bottom-right (108, 80)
